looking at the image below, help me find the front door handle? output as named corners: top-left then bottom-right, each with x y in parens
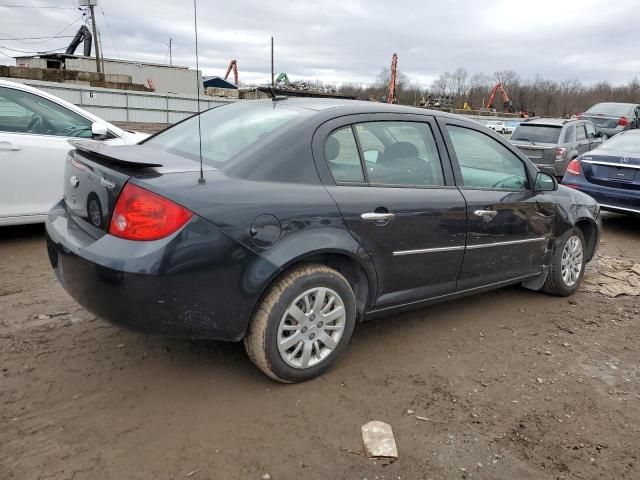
top-left (0, 142), bottom-right (21, 151)
top-left (361, 212), bottom-right (396, 222)
top-left (474, 209), bottom-right (498, 222)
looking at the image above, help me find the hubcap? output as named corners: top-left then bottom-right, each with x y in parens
top-left (277, 287), bottom-right (346, 369)
top-left (561, 236), bottom-right (583, 287)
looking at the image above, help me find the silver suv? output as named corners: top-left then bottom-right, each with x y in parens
top-left (509, 118), bottom-right (603, 177)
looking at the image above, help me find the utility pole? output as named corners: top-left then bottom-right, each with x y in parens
top-left (87, 2), bottom-right (102, 73)
top-left (270, 36), bottom-right (274, 86)
top-left (169, 38), bottom-right (173, 66)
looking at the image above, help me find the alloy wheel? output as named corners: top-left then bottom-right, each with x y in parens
top-left (561, 235), bottom-right (583, 287)
top-left (277, 287), bottom-right (346, 369)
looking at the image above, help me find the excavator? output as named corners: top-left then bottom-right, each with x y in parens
top-left (65, 25), bottom-right (92, 56)
top-left (485, 82), bottom-right (514, 113)
top-left (224, 59), bottom-right (239, 85)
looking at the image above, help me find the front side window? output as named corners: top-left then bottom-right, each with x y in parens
top-left (325, 126), bottom-right (364, 183)
top-left (0, 87), bottom-right (93, 137)
top-left (576, 124), bottom-right (586, 141)
top-left (354, 121), bottom-right (444, 187)
top-left (585, 123), bottom-right (597, 138)
top-left (447, 125), bottom-right (528, 190)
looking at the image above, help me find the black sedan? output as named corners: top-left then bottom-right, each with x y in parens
top-left (46, 99), bottom-right (602, 382)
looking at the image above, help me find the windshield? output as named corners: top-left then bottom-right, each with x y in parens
top-left (585, 103), bottom-right (635, 117)
top-left (596, 133), bottom-right (640, 154)
top-left (511, 125), bottom-right (562, 143)
top-left (145, 102), bottom-right (306, 166)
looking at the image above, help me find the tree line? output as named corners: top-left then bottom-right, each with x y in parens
top-left (323, 68), bottom-right (640, 117)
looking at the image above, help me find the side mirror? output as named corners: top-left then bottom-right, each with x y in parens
top-left (534, 171), bottom-right (558, 192)
top-left (91, 122), bottom-right (108, 139)
top-left (594, 130), bottom-right (603, 138)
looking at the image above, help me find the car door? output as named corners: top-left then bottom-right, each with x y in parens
top-left (438, 118), bottom-right (555, 290)
top-left (0, 86), bottom-right (94, 221)
top-left (585, 122), bottom-right (602, 150)
top-left (575, 122), bottom-right (591, 155)
top-left (312, 114), bottom-right (467, 308)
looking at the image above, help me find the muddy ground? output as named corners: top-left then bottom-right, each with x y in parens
top-left (1, 214), bottom-right (639, 480)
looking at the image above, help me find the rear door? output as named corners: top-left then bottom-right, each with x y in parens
top-left (312, 113), bottom-right (467, 308)
top-left (439, 118), bottom-right (554, 290)
top-left (575, 122), bottom-right (591, 155)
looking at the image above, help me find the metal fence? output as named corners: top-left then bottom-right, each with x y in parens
top-left (4, 78), bottom-right (236, 123)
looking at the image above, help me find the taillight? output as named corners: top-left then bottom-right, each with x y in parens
top-left (566, 159), bottom-right (581, 176)
top-left (618, 116), bottom-right (629, 127)
top-left (109, 183), bottom-right (192, 241)
top-left (555, 147), bottom-right (566, 160)
top-left (575, 112), bottom-right (583, 119)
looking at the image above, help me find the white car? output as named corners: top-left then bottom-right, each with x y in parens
top-left (0, 79), bottom-right (149, 226)
top-left (485, 120), bottom-right (507, 133)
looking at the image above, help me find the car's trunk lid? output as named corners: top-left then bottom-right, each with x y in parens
top-left (582, 113), bottom-right (622, 130)
top-left (63, 140), bottom-right (214, 233)
top-left (580, 151), bottom-right (640, 190)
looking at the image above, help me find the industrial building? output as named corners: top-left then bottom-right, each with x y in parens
top-left (14, 54), bottom-right (202, 95)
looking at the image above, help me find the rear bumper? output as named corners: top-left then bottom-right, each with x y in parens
top-left (562, 181), bottom-right (640, 215)
top-left (45, 201), bottom-right (279, 340)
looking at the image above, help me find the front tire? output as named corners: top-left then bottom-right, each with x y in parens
top-left (244, 264), bottom-right (356, 383)
top-left (542, 228), bottom-right (586, 296)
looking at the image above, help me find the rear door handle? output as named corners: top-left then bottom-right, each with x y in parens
top-left (0, 142), bottom-right (21, 151)
top-left (361, 212), bottom-right (396, 222)
top-left (474, 209), bottom-right (498, 222)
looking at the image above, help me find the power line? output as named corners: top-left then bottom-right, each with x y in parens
top-left (0, 35), bottom-right (75, 41)
top-left (99, 5), bottom-right (120, 58)
top-left (0, 44), bottom-right (67, 54)
top-left (0, 14), bottom-right (84, 45)
top-left (0, 4), bottom-right (78, 8)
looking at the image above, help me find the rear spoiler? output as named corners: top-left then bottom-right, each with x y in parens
top-left (69, 139), bottom-right (163, 168)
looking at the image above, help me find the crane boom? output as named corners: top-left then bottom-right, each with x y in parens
top-left (387, 53), bottom-right (398, 104)
top-left (224, 59), bottom-right (239, 85)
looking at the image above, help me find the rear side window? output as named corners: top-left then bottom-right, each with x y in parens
top-left (447, 125), bottom-right (528, 190)
top-left (563, 125), bottom-right (575, 143)
top-left (576, 124), bottom-right (586, 140)
top-left (355, 121), bottom-right (444, 187)
top-left (325, 127), bottom-right (365, 183)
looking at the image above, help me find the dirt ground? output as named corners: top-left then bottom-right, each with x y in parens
top-left (1, 214), bottom-right (639, 480)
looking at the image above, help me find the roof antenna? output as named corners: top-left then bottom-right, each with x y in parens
top-left (193, 0), bottom-right (205, 185)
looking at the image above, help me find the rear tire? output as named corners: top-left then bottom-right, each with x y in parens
top-left (244, 264), bottom-right (356, 383)
top-left (542, 228), bottom-right (586, 297)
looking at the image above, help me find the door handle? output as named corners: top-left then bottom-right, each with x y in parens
top-left (361, 212), bottom-right (396, 222)
top-left (474, 209), bottom-right (498, 222)
top-left (0, 142), bottom-right (21, 151)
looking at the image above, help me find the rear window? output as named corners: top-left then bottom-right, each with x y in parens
top-left (596, 133), bottom-right (640, 154)
top-left (585, 103), bottom-right (635, 117)
top-left (145, 102), bottom-right (306, 166)
top-left (511, 125), bottom-right (562, 144)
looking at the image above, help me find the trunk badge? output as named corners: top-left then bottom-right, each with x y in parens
top-left (69, 176), bottom-right (79, 188)
top-left (621, 157), bottom-right (629, 164)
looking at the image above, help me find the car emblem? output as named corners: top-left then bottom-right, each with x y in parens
top-left (69, 175), bottom-right (79, 188)
top-left (621, 157), bottom-right (629, 164)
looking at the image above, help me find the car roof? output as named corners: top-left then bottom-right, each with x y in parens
top-left (257, 97), bottom-right (463, 119)
top-left (521, 118), bottom-right (575, 127)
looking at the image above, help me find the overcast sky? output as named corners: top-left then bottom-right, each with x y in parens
top-left (1, 0), bottom-right (638, 87)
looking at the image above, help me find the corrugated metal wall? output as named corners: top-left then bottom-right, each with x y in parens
top-left (4, 78), bottom-right (236, 123)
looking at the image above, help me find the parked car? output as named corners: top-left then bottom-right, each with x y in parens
top-left (510, 118), bottom-right (603, 177)
top-left (562, 129), bottom-right (640, 216)
top-left (504, 121), bottom-right (519, 135)
top-left (0, 79), bottom-right (149, 226)
top-left (46, 99), bottom-right (601, 382)
top-left (485, 120), bottom-right (507, 133)
top-left (579, 102), bottom-right (640, 138)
